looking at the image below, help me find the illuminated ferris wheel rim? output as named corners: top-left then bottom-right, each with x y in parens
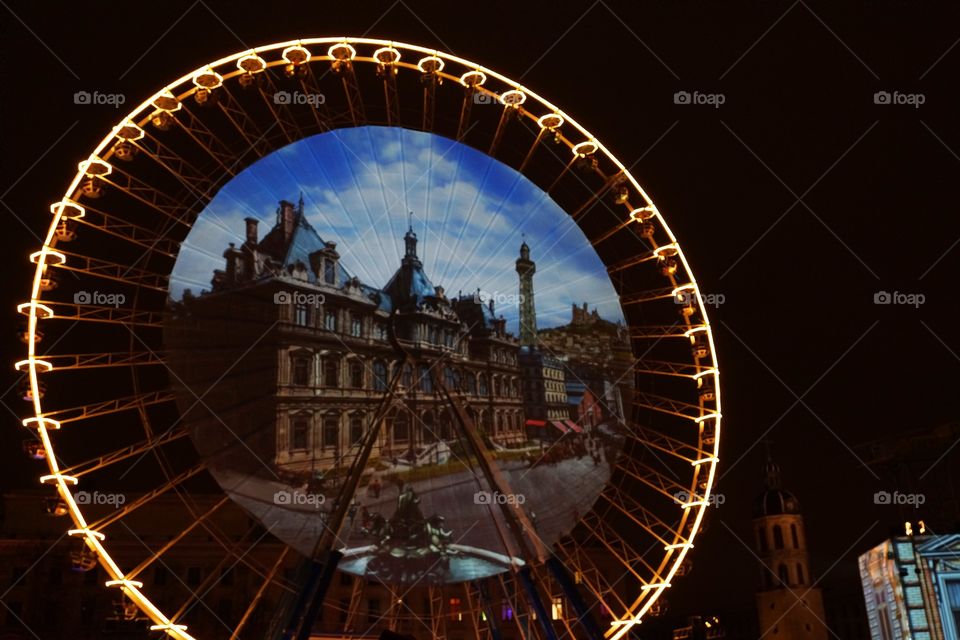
top-left (21, 37), bottom-right (722, 640)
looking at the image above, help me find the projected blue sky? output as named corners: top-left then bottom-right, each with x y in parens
top-left (170, 126), bottom-right (624, 330)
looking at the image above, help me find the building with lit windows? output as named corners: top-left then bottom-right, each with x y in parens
top-left (166, 198), bottom-right (527, 476)
top-left (859, 533), bottom-right (960, 640)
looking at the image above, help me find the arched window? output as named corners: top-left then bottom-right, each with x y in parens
top-left (773, 525), bottom-right (784, 550)
top-left (349, 360), bottom-right (364, 389)
top-left (322, 412), bottom-right (339, 450)
top-left (401, 364), bottom-right (412, 389)
top-left (758, 527), bottom-right (768, 552)
top-left (778, 563), bottom-right (789, 587)
top-left (290, 413), bottom-right (311, 451)
top-left (492, 376), bottom-right (501, 397)
top-left (479, 373), bottom-right (488, 396)
top-left (796, 563), bottom-right (805, 585)
top-left (323, 357), bottom-right (340, 388)
top-left (790, 524), bottom-right (799, 549)
top-left (373, 360), bottom-right (388, 391)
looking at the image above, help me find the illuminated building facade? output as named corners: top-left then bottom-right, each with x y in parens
top-left (859, 533), bottom-right (960, 640)
top-left (168, 199), bottom-right (527, 475)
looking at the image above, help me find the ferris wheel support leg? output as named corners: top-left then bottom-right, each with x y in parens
top-left (518, 566), bottom-right (559, 640)
top-left (546, 555), bottom-right (605, 640)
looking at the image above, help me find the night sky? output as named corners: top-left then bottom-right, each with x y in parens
top-left (3, 0), bottom-right (960, 624)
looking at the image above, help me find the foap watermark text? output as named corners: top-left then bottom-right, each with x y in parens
top-left (74, 290), bottom-right (126, 307)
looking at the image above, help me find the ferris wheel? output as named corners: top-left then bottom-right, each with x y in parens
top-left (17, 37), bottom-right (722, 640)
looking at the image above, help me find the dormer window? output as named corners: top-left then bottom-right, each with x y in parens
top-left (323, 258), bottom-right (337, 285)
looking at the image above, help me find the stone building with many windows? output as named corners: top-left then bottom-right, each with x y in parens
top-left (166, 199), bottom-right (527, 476)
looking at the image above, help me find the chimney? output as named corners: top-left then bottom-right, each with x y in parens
top-left (244, 217), bottom-right (258, 245)
top-left (277, 200), bottom-right (297, 241)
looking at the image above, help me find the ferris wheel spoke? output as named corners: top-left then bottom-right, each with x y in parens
top-left (62, 428), bottom-right (189, 478)
top-left (29, 299), bottom-right (164, 327)
top-left (629, 323), bottom-right (706, 340)
top-left (599, 488), bottom-right (678, 550)
top-left (252, 79), bottom-right (303, 145)
top-left (632, 391), bottom-right (706, 422)
top-left (47, 248), bottom-right (169, 291)
top-left (124, 496), bottom-right (230, 583)
top-left (39, 390), bottom-right (174, 424)
top-left (229, 546), bottom-right (290, 640)
top-left (213, 84), bottom-right (274, 159)
top-left (631, 358), bottom-right (717, 380)
top-left (70, 204), bottom-right (181, 257)
top-left (420, 60), bottom-right (441, 133)
top-left (374, 48), bottom-right (402, 127)
top-left (331, 47), bottom-right (367, 127)
top-left (156, 97), bottom-right (238, 175)
top-left (605, 249), bottom-right (661, 275)
top-left (37, 350), bottom-right (165, 372)
top-left (619, 285), bottom-right (683, 306)
top-left (87, 463), bottom-right (206, 532)
top-left (612, 459), bottom-right (690, 509)
top-left (296, 66), bottom-right (334, 133)
top-left (568, 172), bottom-right (624, 223)
top-left (576, 511), bottom-right (659, 580)
top-left (627, 424), bottom-right (711, 464)
top-left (111, 127), bottom-right (218, 200)
top-left (488, 101), bottom-right (518, 158)
top-left (86, 164), bottom-right (190, 226)
top-left (552, 543), bottom-right (632, 619)
top-left (170, 522), bottom-right (266, 627)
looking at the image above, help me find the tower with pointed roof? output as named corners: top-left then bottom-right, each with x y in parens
top-left (754, 446), bottom-right (828, 640)
top-left (515, 239), bottom-right (537, 347)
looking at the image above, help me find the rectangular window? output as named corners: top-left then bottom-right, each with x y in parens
top-left (323, 414), bottom-right (339, 449)
top-left (324, 259), bottom-right (336, 285)
top-left (324, 311), bottom-right (337, 332)
top-left (294, 303), bottom-right (309, 326)
top-left (350, 361), bottom-right (364, 388)
top-left (324, 359), bottom-right (339, 387)
top-left (351, 315), bottom-right (363, 337)
top-left (368, 598), bottom-right (380, 622)
top-left (291, 416), bottom-right (310, 450)
top-left (292, 357), bottom-right (310, 386)
top-left (350, 414), bottom-right (364, 444)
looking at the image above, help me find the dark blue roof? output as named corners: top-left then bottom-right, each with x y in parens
top-left (280, 215), bottom-right (353, 286)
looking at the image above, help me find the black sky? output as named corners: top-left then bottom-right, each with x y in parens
top-left (3, 0), bottom-right (960, 619)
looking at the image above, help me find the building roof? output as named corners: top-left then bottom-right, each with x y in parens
top-left (753, 452), bottom-right (802, 517)
top-left (258, 199), bottom-right (354, 286)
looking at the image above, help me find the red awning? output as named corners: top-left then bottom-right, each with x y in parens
top-left (550, 420), bottom-right (570, 433)
top-left (565, 420), bottom-right (584, 433)
top-left (525, 419), bottom-right (547, 427)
